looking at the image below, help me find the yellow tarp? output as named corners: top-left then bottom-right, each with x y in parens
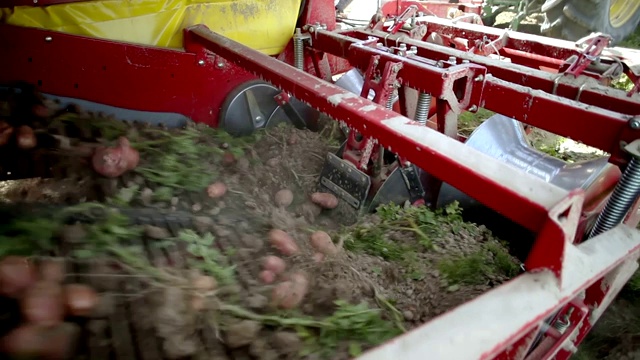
top-left (0, 0), bottom-right (302, 55)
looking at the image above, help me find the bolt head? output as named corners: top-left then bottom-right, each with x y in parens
top-left (630, 118), bottom-right (640, 130)
top-left (44, 36), bottom-right (52, 42)
top-left (197, 60), bottom-right (205, 66)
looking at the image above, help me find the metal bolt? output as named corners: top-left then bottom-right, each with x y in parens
top-left (462, 59), bottom-right (470, 64)
top-left (436, 60), bottom-right (444, 68)
top-left (44, 36), bottom-right (52, 42)
top-left (630, 118), bottom-right (640, 129)
top-left (399, 43), bottom-right (407, 50)
top-left (448, 56), bottom-right (457, 63)
top-left (469, 105), bottom-right (478, 112)
top-left (410, 46), bottom-right (418, 52)
top-left (216, 61), bottom-right (225, 68)
top-left (197, 60), bottom-right (205, 66)
top-left (474, 75), bottom-right (484, 82)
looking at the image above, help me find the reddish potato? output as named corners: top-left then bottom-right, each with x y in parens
top-left (207, 182), bottom-right (227, 198)
top-left (16, 125), bottom-right (37, 150)
top-left (262, 256), bottom-right (286, 274)
top-left (191, 295), bottom-right (206, 312)
top-left (268, 229), bottom-right (300, 256)
top-left (0, 256), bottom-right (37, 298)
top-left (0, 121), bottom-right (14, 147)
top-left (63, 283), bottom-right (99, 317)
top-left (274, 189), bottom-right (294, 207)
top-left (39, 258), bottom-right (66, 283)
top-left (271, 272), bottom-right (308, 309)
top-left (1, 324), bottom-right (45, 357)
top-left (22, 281), bottom-right (65, 326)
top-left (92, 146), bottom-right (128, 178)
top-left (259, 270), bottom-right (276, 284)
top-left (222, 151), bottom-right (236, 166)
top-left (117, 137), bottom-right (139, 170)
top-left (310, 231), bottom-right (338, 256)
top-left (310, 192), bottom-right (339, 209)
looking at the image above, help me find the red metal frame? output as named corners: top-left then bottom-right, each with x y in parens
top-left (1, 0), bottom-right (640, 358)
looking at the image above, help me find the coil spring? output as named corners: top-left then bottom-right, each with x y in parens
top-left (386, 90), bottom-right (397, 109)
top-left (588, 156), bottom-right (640, 238)
top-left (294, 29), bottom-right (304, 70)
top-left (552, 318), bottom-right (570, 333)
top-left (415, 92), bottom-right (431, 125)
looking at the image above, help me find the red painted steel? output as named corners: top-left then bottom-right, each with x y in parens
top-left (315, 29), bottom-right (640, 165)
top-left (1, 2), bottom-right (640, 356)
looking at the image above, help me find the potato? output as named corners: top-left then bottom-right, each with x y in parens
top-left (262, 256), bottom-right (286, 274)
top-left (16, 125), bottom-right (37, 150)
top-left (312, 253), bottom-right (325, 263)
top-left (268, 229), bottom-right (300, 256)
top-left (207, 182), bottom-right (227, 198)
top-left (63, 283), bottom-right (99, 317)
top-left (117, 137), bottom-right (139, 170)
top-left (92, 146), bottom-right (128, 178)
top-left (271, 272), bottom-right (308, 309)
top-left (22, 281), bottom-right (65, 326)
top-left (0, 256), bottom-right (37, 298)
top-left (1, 324), bottom-right (44, 357)
top-left (39, 258), bottom-right (66, 283)
top-left (0, 120), bottom-right (14, 147)
top-left (274, 189), bottom-right (294, 207)
top-left (310, 192), bottom-right (339, 209)
top-left (192, 275), bottom-right (217, 292)
top-left (222, 151), bottom-right (236, 166)
top-left (191, 294), bottom-right (206, 312)
top-left (310, 231), bottom-right (339, 256)
top-left (259, 270), bottom-right (276, 284)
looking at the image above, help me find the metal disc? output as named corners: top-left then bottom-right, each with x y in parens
top-left (265, 96), bottom-right (320, 130)
top-left (367, 166), bottom-right (414, 212)
top-left (219, 81), bottom-right (281, 137)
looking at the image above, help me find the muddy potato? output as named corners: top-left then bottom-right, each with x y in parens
top-left (22, 281), bottom-right (65, 326)
top-left (16, 125), bottom-right (37, 150)
top-left (0, 120), bottom-right (14, 147)
top-left (310, 192), bottom-right (339, 209)
top-left (117, 137), bottom-right (139, 170)
top-left (259, 270), bottom-right (276, 284)
top-left (92, 146), bottom-right (128, 178)
top-left (271, 272), bottom-right (309, 309)
top-left (222, 151), bottom-right (236, 166)
top-left (192, 274), bottom-right (217, 292)
top-left (267, 229), bottom-right (300, 256)
top-left (274, 189), bottom-right (294, 207)
top-left (262, 255), bottom-right (286, 274)
top-left (207, 182), bottom-right (227, 198)
top-left (1, 324), bottom-right (44, 357)
top-left (0, 256), bottom-right (37, 298)
top-left (63, 283), bottom-right (99, 317)
top-left (310, 231), bottom-right (339, 256)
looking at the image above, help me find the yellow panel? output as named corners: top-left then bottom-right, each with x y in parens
top-left (0, 0), bottom-right (301, 55)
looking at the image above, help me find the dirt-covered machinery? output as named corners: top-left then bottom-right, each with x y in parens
top-left (374, 0), bottom-right (640, 44)
top-left (2, 0), bottom-right (640, 359)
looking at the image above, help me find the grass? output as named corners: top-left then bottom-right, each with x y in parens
top-left (342, 201), bottom-right (520, 284)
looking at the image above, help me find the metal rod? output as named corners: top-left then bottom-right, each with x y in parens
top-left (588, 156), bottom-right (640, 238)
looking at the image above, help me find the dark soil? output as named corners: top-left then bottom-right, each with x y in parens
top-left (0, 90), bottom-right (520, 360)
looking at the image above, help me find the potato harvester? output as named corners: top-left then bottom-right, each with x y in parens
top-left (2, 0), bottom-right (640, 359)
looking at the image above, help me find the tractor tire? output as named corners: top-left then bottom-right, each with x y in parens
top-left (541, 0), bottom-right (640, 45)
